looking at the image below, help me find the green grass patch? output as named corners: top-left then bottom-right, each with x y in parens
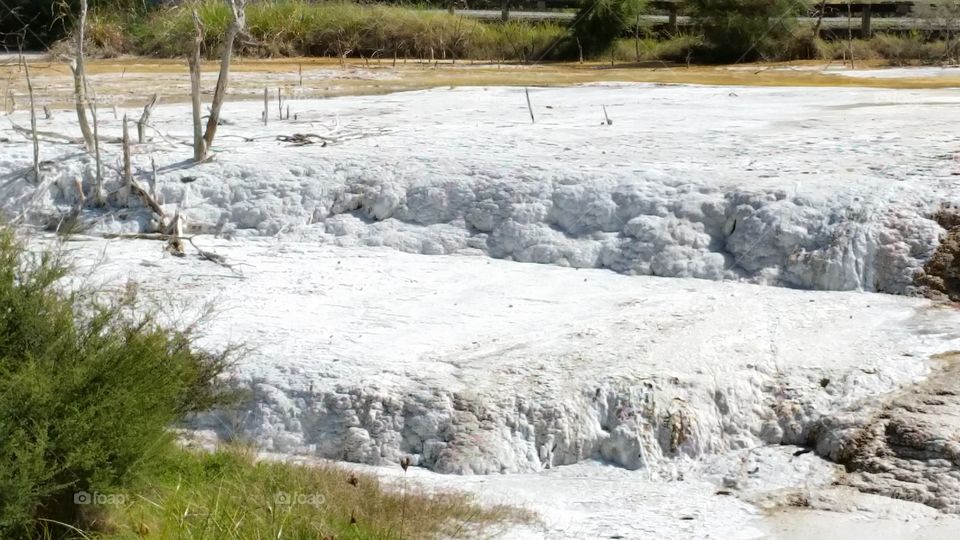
top-left (75, 444), bottom-right (532, 539)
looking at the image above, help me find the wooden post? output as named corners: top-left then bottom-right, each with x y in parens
top-left (501, 0), bottom-right (510, 22)
top-left (861, 4), bottom-right (872, 38)
top-left (668, 4), bottom-right (678, 32)
top-left (121, 114), bottom-right (132, 206)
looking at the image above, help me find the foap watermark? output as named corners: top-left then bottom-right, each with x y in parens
top-left (73, 491), bottom-right (126, 506)
top-left (274, 491), bottom-right (325, 507)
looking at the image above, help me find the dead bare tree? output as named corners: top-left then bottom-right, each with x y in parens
top-left (200, 0), bottom-right (246, 161)
top-left (70, 0), bottom-right (95, 153)
top-left (188, 10), bottom-right (205, 161)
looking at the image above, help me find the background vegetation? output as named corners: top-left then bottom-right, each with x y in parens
top-left (7, 0), bottom-right (959, 65)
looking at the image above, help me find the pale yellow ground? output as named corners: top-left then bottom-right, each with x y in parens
top-left (3, 55), bottom-right (960, 111)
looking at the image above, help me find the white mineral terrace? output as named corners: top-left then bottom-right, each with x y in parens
top-left (4, 76), bottom-right (960, 538)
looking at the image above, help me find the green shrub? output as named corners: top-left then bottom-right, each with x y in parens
top-left (561, 0), bottom-right (647, 60)
top-left (0, 230), bottom-right (237, 538)
top-left (687, 0), bottom-right (803, 63)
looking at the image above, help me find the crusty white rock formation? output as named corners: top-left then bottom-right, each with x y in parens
top-left (68, 238), bottom-right (960, 478)
top-left (3, 84), bottom-right (959, 294)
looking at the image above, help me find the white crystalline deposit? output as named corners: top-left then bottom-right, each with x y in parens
top-left (69, 238), bottom-right (960, 475)
top-left (3, 84), bottom-right (959, 293)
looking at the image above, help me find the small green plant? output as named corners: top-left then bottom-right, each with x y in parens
top-left (0, 229), bottom-right (238, 538)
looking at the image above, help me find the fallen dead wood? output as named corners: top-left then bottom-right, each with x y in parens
top-left (97, 231), bottom-right (242, 275)
top-left (7, 121), bottom-right (122, 145)
top-left (100, 232), bottom-right (173, 240)
top-left (276, 133), bottom-right (330, 146)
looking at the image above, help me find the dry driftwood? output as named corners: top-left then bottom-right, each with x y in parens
top-left (276, 133), bottom-right (329, 146)
top-left (7, 121), bottom-right (121, 145)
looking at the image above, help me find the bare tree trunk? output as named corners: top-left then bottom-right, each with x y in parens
top-left (188, 10), bottom-right (206, 162)
top-left (20, 47), bottom-right (39, 181)
top-left (121, 114), bottom-right (132, 206)
top-left (138, 93), bottom-right (159, 144)
top-left (201, 0), bottom-right (246, 156)
top-left (87, 86), bottom-right (104, 205)
top-left (72, 0), bottom-right (95, 152)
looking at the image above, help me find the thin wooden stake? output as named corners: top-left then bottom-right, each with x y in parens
top-left (138, 93), bottom-right (159, 144)
top-left (263, 87), bottom-right (268, 125)
top-left (524, 88), bottom-right (535, 124)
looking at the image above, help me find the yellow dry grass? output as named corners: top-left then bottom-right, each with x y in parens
top-left (3, 57), bottom-right (960, 111)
